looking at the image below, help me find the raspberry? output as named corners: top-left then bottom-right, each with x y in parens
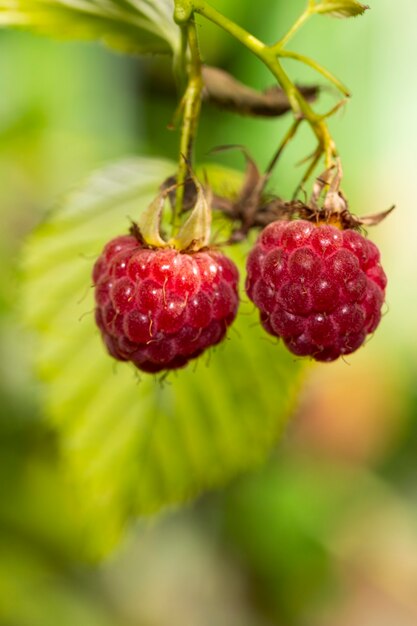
top-left (93, 235), bottom-right (239, 373)
top-left (246, 220), bottom-right (387, 362)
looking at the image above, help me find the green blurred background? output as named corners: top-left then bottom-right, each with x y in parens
top-left (1, 1), bottom-right (417, 624)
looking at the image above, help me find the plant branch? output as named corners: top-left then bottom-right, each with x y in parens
top-left (279, 49), bottom-right (351, 97)
top-left (174, 17), bottom-right (203, 222)
top-left (271, 7), bottom-right (312, 51)
top-left (264, 118), bottom-right (302, 182)
top-left (293, 149), bottom-right (322, 199)
top-left (173, 23), bottom-right (189, 93)
top-left (175, 0), bottom-right (342, 191)
top-left (191, 1), bottom-right (337, 169)
top-left (191, 1), bottom-right (300, 113)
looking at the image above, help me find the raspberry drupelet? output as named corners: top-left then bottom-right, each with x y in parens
top-left (93, 235), bottom-right (239, 373)
top-left (246, 219), bottom-right (387, 362)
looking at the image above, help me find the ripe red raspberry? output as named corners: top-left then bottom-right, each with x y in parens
top-left (93, 235), bottom-right (239, 373)
top-left (246, 220), bottom-right (387, 362)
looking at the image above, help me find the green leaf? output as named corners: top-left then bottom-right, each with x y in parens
top-left (314, 0), bottom-right (369, 18)
top-left (0, 0), bottom-right (180, 56)
top-left (20, 157), bottom-right (305, 559)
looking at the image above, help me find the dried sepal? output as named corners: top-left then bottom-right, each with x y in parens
top-left (212, 153), bottom-right (393, 236)
top-left (348, 205), bottom-right (396, 227)
top-left (301, 163), bottom-right (394, 230)
top-left (209, 147), bottom-right (270, 242)
top-left (310, 164), bottom-right (337, 208)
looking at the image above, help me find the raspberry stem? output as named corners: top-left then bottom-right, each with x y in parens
top-left (271, 7), bottom-right (312, 51)
top-left (278, 50), bottom-right (350, 98)
top-left (265, 118), bottom-right (302, 183)
top-left (175, 0), bottom-right (341, 190)
top-left (174, 16), bottom-right (203, 225)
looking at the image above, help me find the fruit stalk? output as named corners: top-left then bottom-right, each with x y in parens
top-left (175, 0), bottom-right (339, 188)
top-left (174, 17), bottom-right (204, 223)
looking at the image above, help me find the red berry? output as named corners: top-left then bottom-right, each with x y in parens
top-left (246, 220), bottom-right (386, 362)
top-left (93, 236), bottom-right (239, 373)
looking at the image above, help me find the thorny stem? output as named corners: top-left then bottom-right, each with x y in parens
top-left (174, 0), bottom-right (343, 211)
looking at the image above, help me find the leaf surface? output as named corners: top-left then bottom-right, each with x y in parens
top-left (0, 0), bottom-right (179, 55)
top-left (21, 157), bottom-right (305, 557)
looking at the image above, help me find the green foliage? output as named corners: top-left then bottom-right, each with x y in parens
top-left (222, 457), bottom-right (394, 624)
top-left (21, 157), bottom-right (304, 558)
top-left (314, 0), bottom-right (369, 18)
top-left (0, 0), bottom-right (180, 55)
top-left (0, 544), bottom-right (118, 626)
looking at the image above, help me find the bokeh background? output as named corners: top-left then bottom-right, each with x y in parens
top-left (1, 1), bottom-right (417, 624)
